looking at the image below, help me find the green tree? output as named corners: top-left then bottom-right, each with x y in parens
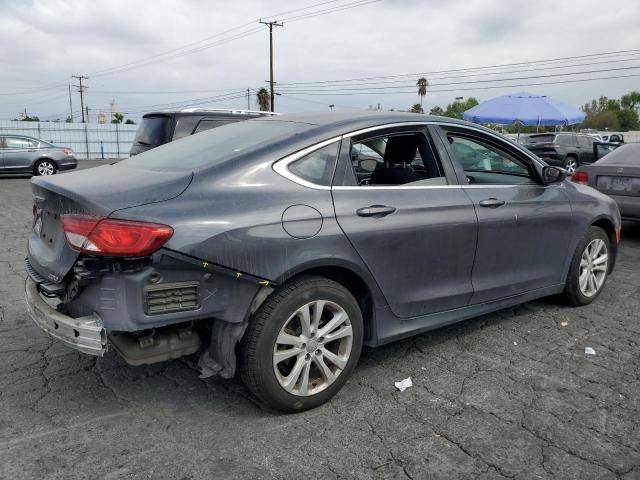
top-left (256, 88), bottom-right (270, 112)
top-left (416, 77), bottom-right (429, 106)
top-left (616, 108), bottom-right (639, 130)
top-left (429, 106), bottom-right (445, 116)
top-left (444, 97), bottom-right (479, 119)
top-left (111, 112), bottom-right (124, 124)
top-left (125, 119), bottom-right (135, 125)
top-left (410, 103), bottom-right (424, 114)
top-left (620, 90), bottom-right (640, 111)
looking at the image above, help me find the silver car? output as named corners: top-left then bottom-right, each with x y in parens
top-left (0, 135), bottom-right (77, 175)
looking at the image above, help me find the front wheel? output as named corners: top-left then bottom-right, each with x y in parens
top-left (562, 226), bottom-right (610, 306)
top-left (239, 276), bottom-right (363, 412)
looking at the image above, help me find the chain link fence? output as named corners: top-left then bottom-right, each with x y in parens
top-left (0, 121), bottom-right (137, 160)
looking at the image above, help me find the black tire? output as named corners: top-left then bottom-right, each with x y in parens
top-left (239, 275), bottom-right (363, 412)
top-left (562, 226), bottom-right (610, 306)
top-left (563, 156), bottom-right (579, 176)
top-left (33, 158), bottom-right (57, 176)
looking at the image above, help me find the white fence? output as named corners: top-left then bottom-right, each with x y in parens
top-left (0, 121), bottom-right (137, 160)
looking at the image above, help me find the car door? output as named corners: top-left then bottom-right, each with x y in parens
top-left (433, 125), bottom-right (575, 304)
top-left (331, 125), bottom-right (478, 318)
top-left (577, 135), bottom-right (595, 164)
top-left (3, 137), bottom-right (37, 171)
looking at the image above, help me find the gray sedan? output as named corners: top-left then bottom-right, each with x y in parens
top-left (24, 112), bottom-right (621, 411)
top-left (574, 143), bottom-right (640, 221)
top-left (0, 135), bottom-right (77, 175)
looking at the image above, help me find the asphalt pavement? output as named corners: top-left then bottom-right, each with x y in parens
top-left (1, 164), bottom-right (639, 479)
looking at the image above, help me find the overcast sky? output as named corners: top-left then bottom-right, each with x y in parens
top-left (1, 0), bottom-right (639, 122)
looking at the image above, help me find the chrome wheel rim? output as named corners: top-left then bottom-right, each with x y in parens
top-left (579, 238), bottom-right (608, 297)
top-left (38, 161), bottom-right (54, 175)
top-left (565, 159), bottom-right (577, 175)
top-left (273, 300), bottom-right (353, 397)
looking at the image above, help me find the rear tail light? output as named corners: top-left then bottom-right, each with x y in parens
top-left (571, 171), bottom-right (589, 185)
top-left (62, 215), bottom-right (173, 257)
top-left (63, 149), bottom-right (73, 155)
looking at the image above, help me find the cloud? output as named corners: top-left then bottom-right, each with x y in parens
top-left (0, 0), bottom-right (639, 120)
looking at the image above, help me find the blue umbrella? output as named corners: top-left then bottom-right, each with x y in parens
top-left (463, 92), bottom-right (585, 126)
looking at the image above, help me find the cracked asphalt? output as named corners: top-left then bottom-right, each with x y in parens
top-left (1, 164), bottom-right (639, 480)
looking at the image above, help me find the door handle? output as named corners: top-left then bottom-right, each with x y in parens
top-left (478, 198), bottom-right (506, 208)
top-left (356, 205), bottom-right (397, 217)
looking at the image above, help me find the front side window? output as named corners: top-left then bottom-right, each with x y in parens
top-left (287, 142), bottom-right (339, 186)
top-left (349, 131), bottom-right (447, 186)
top-left (447, 134), bottom-right (534, 185)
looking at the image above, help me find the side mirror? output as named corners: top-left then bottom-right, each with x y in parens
top-left (542, 165), bottom-right (567, 184)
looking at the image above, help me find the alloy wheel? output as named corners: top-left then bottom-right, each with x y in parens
top-left (579, 238), bottom-right (608, 297)
top-left (38, 161), bottom-right (55, 175)
top-left (273, 300), bottom-right (353, 397)
top-left (565, 158), bottom-right (577, 176)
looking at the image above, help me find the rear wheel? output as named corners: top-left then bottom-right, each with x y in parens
top-left (562, 226), bottom-right (610, 306)
top-left (563, 156), bottom-right (578, 176)
top-left (239, 276), bottom-right (363, 412)
top-left (34, 159), bottom-right (57, 176)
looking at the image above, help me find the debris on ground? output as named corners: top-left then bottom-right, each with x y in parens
top-left (560, 321), bottom-right (569, 327)
top-left (394, 377), bottom-right (413, 392)
top-left (585, 347), bottom-right (596, 356)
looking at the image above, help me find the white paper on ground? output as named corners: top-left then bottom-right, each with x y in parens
top-left (585, 347), bottom-right (596, 356)
top-left (394, 377), bottom-right (413, 392)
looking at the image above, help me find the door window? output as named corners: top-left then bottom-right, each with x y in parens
top-left (5, 137), bottom-right (37, 149)
top-left (287, 141), bottom-right (340, 186)
top-left (194, 119), bottom-right (235, 134)
top-left (349, 132), bottom-right (447, 186)
top-left (577, 136), bottom-right (593, 148)
top-left (447, 134), bottom-right (535, 185)
top-left (555, 135), bottom-right (576, 146)
top-left (172, 116), bottom-right (201, 140)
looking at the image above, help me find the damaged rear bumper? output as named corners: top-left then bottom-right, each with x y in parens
top-left (25, 278), bottom-right (107, 356)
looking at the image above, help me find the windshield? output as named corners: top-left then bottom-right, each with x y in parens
top-left (122, 120), bottom-right (310, 171)
top-left (133, 116), bottom-right (170, 147)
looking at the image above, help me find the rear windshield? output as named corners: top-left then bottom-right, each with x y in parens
top-left (527, 134), bottom-right (555, 144)
top-left (122, 120), bottom-right (309, 171)
top-left (598, 143), bottom-right (640, 165)
top-left (133, 116), bottom-right (170, 147)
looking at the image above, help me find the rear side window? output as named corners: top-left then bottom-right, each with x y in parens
top-left (194, 119), bottom-right (236, 134)
top-left (578, 136), bottom-right (592, 148)
top-left (556, 135), bottom-right (575, 146)
top-left (5, 137), bottom-right (37, 148)
top-left (172, 116), bottom-right (201, 140)
top-left (133, 116), bottom-right (169, 147)
top-left (528, 134), bottom-right (554, 144)
top-left (287, 142), bottom-right (339, 186)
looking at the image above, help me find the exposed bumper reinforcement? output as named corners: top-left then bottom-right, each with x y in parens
top-left (25, 278), bottom-right (107, 356)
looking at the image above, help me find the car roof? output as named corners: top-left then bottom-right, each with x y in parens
top-left (251, 111), bottom-right (481, 135)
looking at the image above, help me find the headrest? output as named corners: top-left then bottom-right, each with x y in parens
top-left (384, 135), bottom-right (419, 165)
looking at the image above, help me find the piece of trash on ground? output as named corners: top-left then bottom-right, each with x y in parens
top-left (560, 321), bottom-right (569, 327)
top-left (394, 377), bottom-right (413, 392)
top-left (513, 341), bottom-right (518, 346)
top-left (585, 347), bottom-right (596, 356)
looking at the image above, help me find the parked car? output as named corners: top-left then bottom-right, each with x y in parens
top-left (601, 133), bottom-right (624, 144)
top-left (524, 132), bottom-right (596, 175)
top-left (25, 112), bottom-right (620, 412)
top-left (593, 141), bottom-right (621, 161)
top-left (129, 108), bottom-right (278, 156)
top-left (573, 143), bottom-right (640, 221)
top-left (0, 135), bottom-right (76, 175)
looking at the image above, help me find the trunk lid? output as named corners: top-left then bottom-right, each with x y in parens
top-left (591, 164), bottom-right (640, 197)
top-left (27, 163), bottom-right (192, 283)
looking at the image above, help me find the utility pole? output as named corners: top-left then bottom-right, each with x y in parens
top-left (68, 83), bottom-right (74, 122)
top-left (259, 19), bottom-right (283, 112)
top-left (72, 75), bottom-right (88, 123)
top-left (247, 88), bottom-right (250, 110)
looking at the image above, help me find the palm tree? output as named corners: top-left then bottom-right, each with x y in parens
top-left (416, 77), bottom-right (429, 106)
top-left (256, 88), bottom-right (270, 112)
